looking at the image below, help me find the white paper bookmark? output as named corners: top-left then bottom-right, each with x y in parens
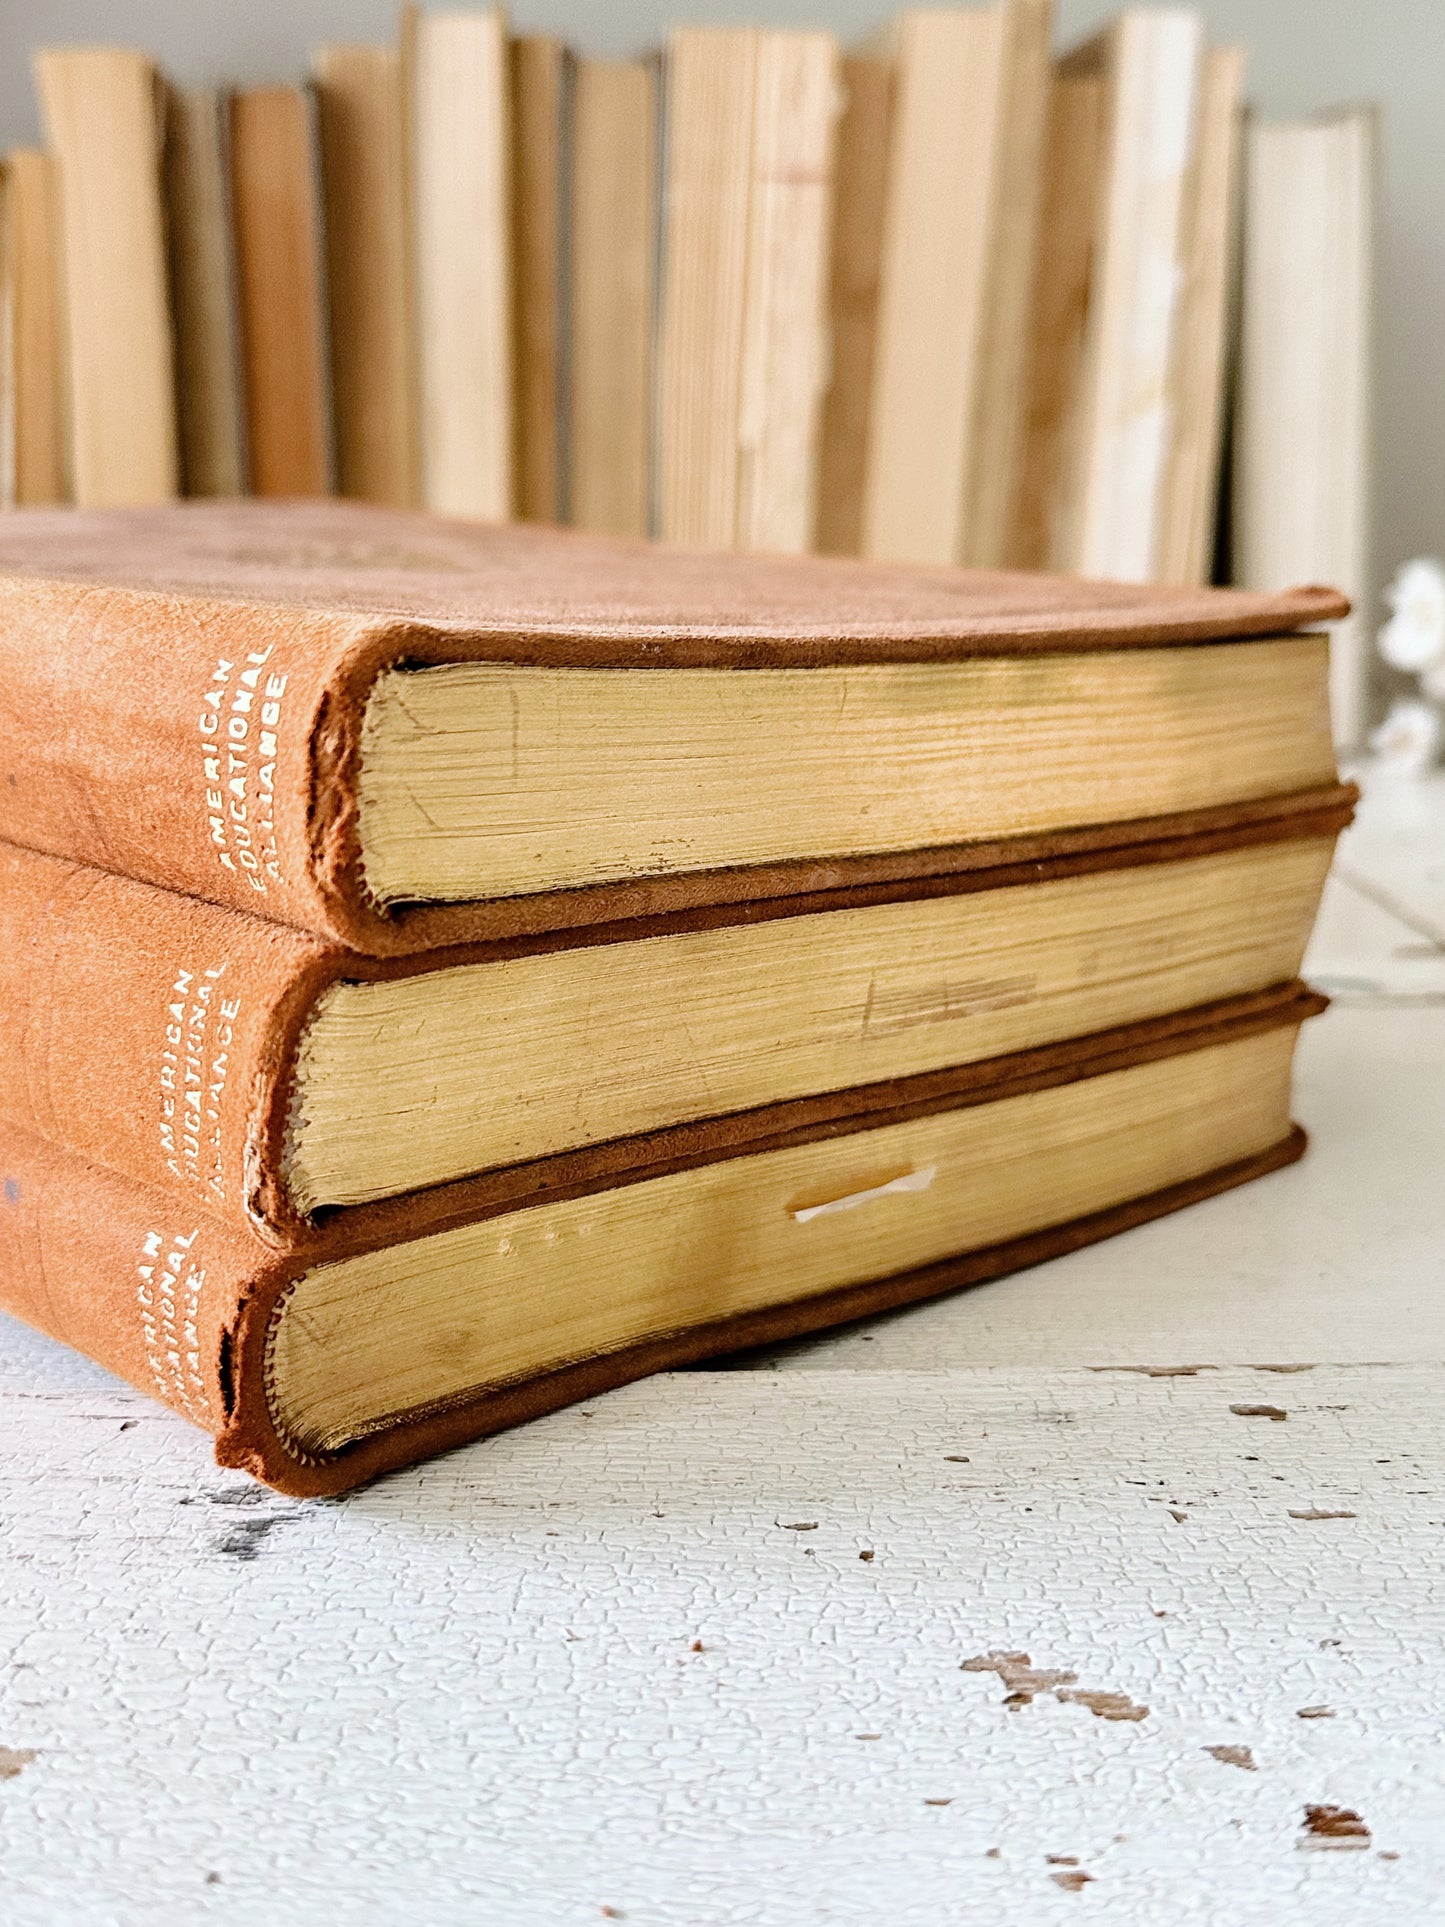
top-left (790, 1165), bottom-right (938, 1225)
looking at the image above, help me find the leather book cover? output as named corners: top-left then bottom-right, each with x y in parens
top-left (0, 499), bottom-right (1347, 955)
top-left (0, 983), bottom-right (1323, 1496)
top-left (0, 793), bottom-right (1352, 1245)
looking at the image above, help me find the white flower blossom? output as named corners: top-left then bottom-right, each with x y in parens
top-left (1378, 557), bottom-right (1445, 672)
top-left (1369, 697), bottom-right (1441, 775)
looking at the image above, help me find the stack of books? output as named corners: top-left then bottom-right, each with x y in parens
top-left (0, 499), bottom-right (1353, 1492)
top-left (0, 6), bottom-right (1374, 740)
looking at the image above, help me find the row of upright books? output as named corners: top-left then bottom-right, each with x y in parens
top-left (0, 496), bottom-right (1353, 1492)
top-left (2, 6), bottom-right (1374, 738)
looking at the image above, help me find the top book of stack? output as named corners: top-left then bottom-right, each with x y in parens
top-left (0, 499), bottom-right (1346, 956)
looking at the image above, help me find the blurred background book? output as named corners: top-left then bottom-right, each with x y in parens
top-left (0, 1), bottom-right (1412, 750)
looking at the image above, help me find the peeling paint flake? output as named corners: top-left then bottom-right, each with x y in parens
top-left (962, 1652), bottom-right (1147, 1722)
top-left (1057, 1688), bottom-right (1149, 1724)
top-left (1090, 1364), bottom-right (1210, 1376)
top-left (1229, 1404), bottom-right (1288, 1421)
top-left (961, 1651), bottom-right (1077, 1701)
top-left (1204, 1745), bottom-right (1256, 1771)
top-left (1300, 1804), bottom-right (1371, 1850)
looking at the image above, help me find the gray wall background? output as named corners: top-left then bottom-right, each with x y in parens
top-left (3, 0), bottom-right (1439, 617)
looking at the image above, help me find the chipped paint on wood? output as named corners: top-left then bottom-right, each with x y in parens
top-left (0, 1364), bottom-right (1438, 1918)
top-left (1300, 1805), bottom-right (1373, 1850)
top-left (961, 1652), bottom-right (1149, 1723)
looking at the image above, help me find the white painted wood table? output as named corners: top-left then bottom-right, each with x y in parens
top-left (2, 770), bottom-right (1442, 1926)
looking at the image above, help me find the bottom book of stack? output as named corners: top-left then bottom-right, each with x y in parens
top-left (0, 982), bottom-right (1322, 1495)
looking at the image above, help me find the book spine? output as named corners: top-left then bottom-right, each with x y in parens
top-left (0, 1119), bottom-right (266, 1445)
top-left (3, 148), bottom-right (68, 505)
top-left (313, 45), bottom-right (417, 508)
top-left (734, 31), bottom-right (840, 555)
top-left (510, 35), bottom-right (570, 525)
top-left (861, 7), bottom-right (1016, 565)
top-left (408, 7), bottom-right (514, 519)
top-left (229, 84), bottom-right (336, 496)
top-left (0, 569), bottom-right (382, 942)
top-left (815, 53), bottom-right (895, 558)
top-left (655, 27), bottom-right (760, 547)
top-left (164, 87), bottom-right (250, 499)
top-left (1070, 13), bottom-right (1203, 582)
top-left (0, 1110), bottom-right (414, 1496)
top-left (33, 49), bottom-right (179, 508)
top-left (0, 840), bottom-right (329, 1240)
top-left (566, 58), bottom-right (657, 539)
top-left (0, 1115), bottom-right (328, 1493)
top-left (958, 0), bottom-right (1053, 569)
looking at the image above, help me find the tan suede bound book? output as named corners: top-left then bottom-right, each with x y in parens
top-left (0, 799), bottom-right (1349, 1245)
top-left (0, 500), bottom-right (1346, 955)
top-left (0, 985), bottom-right (1323, 1495)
